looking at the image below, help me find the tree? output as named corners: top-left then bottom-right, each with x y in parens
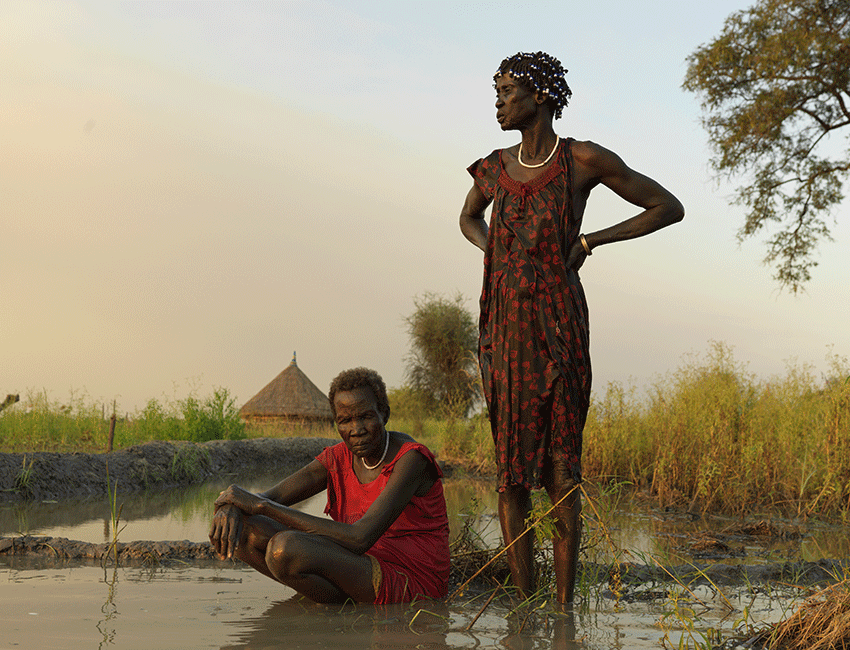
top-left (403, 292), bottom-right (480, 417)
top-left (683, 0), bottom-right (850, 292)
top-left (0, 394), bottom-right (19, 414)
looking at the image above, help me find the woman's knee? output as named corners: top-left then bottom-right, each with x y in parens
top-left (500, 483), bottom-right (531, 506)
top-left (265, 530), bottom-right (312, 578)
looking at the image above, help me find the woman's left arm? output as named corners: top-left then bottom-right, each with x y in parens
top-left (566, 140), bottom-right (684, 268)
top-left (213, 450), bottom-right (431, 555)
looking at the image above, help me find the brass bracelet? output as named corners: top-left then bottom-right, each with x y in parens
top-left (580, 234), bottom-right (592, 256)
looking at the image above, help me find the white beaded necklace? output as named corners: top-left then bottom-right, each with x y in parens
top-left (362, 431), bottom-right (390, 470)
top-left (517, 137), bottom-right (559, 169)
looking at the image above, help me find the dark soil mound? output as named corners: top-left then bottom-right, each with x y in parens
top-left (0, 535), bottom-right (219, 564)
top-left (0, 437), bottom-right (336, 502)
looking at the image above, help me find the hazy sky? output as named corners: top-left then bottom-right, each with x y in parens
top-left (3, 1), bottom-right (849, 414)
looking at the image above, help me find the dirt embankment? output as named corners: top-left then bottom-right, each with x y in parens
top-left (0, 437), bottom-right (336, 503)
top-left (0, 437), bottom-right (331, 568)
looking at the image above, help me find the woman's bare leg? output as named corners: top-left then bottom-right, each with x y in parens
top-left (219, 512), bottom-right (376, 603)
top-left (544, 473), bottom-right (581, 604)
top-left (265, 530), bottom-right (376, 603)
top-left (231, 514), bottom-right (284, 580)
top-left (498, 484), bottom-right (534, 598)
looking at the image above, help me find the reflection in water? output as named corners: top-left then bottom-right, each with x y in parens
top-left (97, 566), bottom-right (119, 649)
top-left (221, 596), bottom-right (584, 650)
top-left (3, 473), bottom-right (850, 566)
top-left (0, 473), bottom-right (503, 548)
top-left (0, 556), bottom-right (814, 649)
top-left (222, 598), bottom-right (452, 650)
top-left (500, 605), bottom-right (581, 650)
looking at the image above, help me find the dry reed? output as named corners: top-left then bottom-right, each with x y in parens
top-left (760, 579), bottom-right (850, 649)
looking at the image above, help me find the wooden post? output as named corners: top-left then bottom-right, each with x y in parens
top-left (107, 413), bottom-right (116, 452)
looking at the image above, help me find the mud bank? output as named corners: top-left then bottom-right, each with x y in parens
top-left (0, 437), bottom-right (336, 502)
top-left (0, 535), bottom-right (218, 563)
top-left (1, 534), bottom-right (846, 591)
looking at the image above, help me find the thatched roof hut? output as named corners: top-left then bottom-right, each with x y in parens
top-left (240, 353), bottom-right (333, 426)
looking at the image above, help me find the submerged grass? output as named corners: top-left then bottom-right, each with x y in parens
top-left (447, 482), bottom-right (848, 649)
top-left (102, 462), bottom-right (126, 569)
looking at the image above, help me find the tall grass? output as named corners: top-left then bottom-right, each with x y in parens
top-left (389, 414), bottom-right (494, 473)
top-left (0, 387), bottom-right (246, 452)
top-left (0, 389), bottom-right (107, 451)
top-left (583, 341), bottom-right (850, 517)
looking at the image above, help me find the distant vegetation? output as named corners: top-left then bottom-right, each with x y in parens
top-left (582, 342), bottom-right (850, 517)
top-left (0, 386), bottom-right (246, 451)
top-left (397, 341), bottom-right (850, 518)
top-left (2, 342), bottom-right (848, 517)
top-left (402, 292), bottom-right (481, 418)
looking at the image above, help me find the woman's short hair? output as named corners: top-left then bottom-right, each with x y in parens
top-left (494, 51), bottom-right (572, 120)
top-left (328, 367), bottom-right (390, 423)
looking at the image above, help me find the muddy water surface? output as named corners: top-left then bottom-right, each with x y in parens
top-left (3, 473), bottom-right (847, 562)
top-left (2, 474), bottom-right (848, 649)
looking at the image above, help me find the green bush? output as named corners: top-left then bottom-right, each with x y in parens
top-left (133, 398), bottom-right (180, 442)
top-left (388, 385), bottom-right (431, 423)
top-left (133, 388), bottom-right (245, 443)
top-left (178, 388), bottom-right (245, 443)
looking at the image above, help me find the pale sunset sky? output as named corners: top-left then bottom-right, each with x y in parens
top-left (3, 1), bottom-right (848, 414)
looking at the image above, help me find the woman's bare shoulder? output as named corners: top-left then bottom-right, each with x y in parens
top-left (391, 430), bottom-right (417, 444)
top-left (569, 139), bottom-right (630, 182)
top-left (570, 139), bottom-right (618, 163)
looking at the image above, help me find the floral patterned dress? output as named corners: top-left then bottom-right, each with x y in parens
top-left (468, 138), bottom-right (591, 491)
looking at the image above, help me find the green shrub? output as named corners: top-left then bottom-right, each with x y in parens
top-left (178, 388), bottom-right (245, 443)
top-left (133, 398), bottom-right (180, 442)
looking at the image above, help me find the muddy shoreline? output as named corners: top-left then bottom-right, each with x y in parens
top-left (0, 437), bottom-right (338, 502)
top-left (1, 534), bottom-right (846, 594)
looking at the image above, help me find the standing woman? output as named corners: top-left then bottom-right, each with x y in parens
top-left (459, 52), bottom-right (684, 604)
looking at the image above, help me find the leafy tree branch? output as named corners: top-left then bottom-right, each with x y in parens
top-left (684, 0), bottom-right (850, 291)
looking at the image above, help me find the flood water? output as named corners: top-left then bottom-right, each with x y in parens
top-left (2, 473), bottom-right (848, 649)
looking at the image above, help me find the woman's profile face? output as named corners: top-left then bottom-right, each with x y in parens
top-left (494, 71), bottom-right (537, 131)
top-left (333, 386), bottom-right (386, 458)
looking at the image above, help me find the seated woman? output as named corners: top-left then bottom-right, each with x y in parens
top-left (209, 367), bottom-right (450, 604)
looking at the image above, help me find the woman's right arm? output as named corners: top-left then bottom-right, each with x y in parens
top-left (259, 459), bottom-right (329, 506)
top-left (459, 183), bottom-right (491, 252)
top-left (214, 450), bottom-right (432, 556)
top-left (209, 459), bottom-right (329, 559)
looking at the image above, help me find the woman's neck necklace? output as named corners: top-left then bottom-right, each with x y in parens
top-left (362, 431), bottom-right (390, 470)
top-left (517, 137), bottom-right (559, 169)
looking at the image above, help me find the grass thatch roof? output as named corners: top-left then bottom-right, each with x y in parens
top-left (240, 353), bottom-right (333, 422)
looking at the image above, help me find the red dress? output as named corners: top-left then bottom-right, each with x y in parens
top-left (468, 138), bottom-right (591, 492)
top-left (316, 440), bottom-right (450, 604)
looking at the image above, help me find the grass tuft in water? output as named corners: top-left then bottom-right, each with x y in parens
top-left (102, 462), bottom-right (126, 569)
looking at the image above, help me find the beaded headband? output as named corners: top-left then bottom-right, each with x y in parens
top-left (494, 51), bottom-right (572, 120)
